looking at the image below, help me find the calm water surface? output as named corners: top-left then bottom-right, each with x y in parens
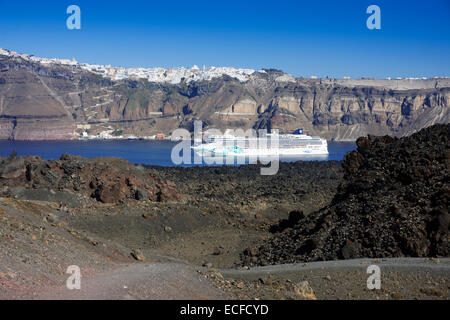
top-left (0, 140), bottom-right (356, 166)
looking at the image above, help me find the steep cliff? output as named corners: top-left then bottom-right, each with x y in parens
top-left (0, 55), bottom-right (448, 140)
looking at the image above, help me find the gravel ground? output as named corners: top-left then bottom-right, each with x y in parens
top-left (206, 258), bottom-right (450, 300)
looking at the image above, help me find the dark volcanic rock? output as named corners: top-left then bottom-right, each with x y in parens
top-left (0, 154), bottom-right (181, 206)
top-left (135, 188), bottom-right (148, 201)
top-left (0, 158), bottom-right (26, 179)
top-left (149, 160), bottom-right (343, 219)
top-left (243, 124), bottom-right (450, 266)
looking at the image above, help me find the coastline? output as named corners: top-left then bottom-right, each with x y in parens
top-left (0, 140), bottom-right (357, 167)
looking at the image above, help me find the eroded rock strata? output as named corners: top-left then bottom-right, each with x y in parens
top-left (0, 54), bottom-right (448, 141)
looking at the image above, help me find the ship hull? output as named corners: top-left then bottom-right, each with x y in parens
top-left (192, 145), bottom-right (329, 156)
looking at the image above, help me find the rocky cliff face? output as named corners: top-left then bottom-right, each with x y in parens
top-left (0, 55), bottom-right (448, 140)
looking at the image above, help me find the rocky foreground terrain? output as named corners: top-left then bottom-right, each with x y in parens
top-left (0, 153), bottom-right (345, 299)
top-left (243, 124), bottom-right (449, 266)
top-left (0, 154), bottom-right (181, 205)
top-left (0, 124), bottom-right (449, 300)
top-left (0, 53), bottom-right (449, 141)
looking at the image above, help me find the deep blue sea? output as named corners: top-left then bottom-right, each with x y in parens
top-left (0, 140), bottom-right (356, 167)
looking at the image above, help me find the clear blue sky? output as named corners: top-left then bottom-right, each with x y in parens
top-left (0, 0), bottom-right (449, 78)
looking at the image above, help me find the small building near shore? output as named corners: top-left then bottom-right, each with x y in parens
top-left (156, 134), bottom-right (165, 140)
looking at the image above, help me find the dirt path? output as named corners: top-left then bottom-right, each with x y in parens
top-left (35, 262), bottom-right (228, 300)
top-left (29, 258), bottom-right (450, 300)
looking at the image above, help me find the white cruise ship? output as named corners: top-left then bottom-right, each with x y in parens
top-left (192, 129), bottom-right (328, 156)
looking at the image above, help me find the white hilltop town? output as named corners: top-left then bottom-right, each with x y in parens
top-left (1, 47), bottom-right (445, 83)
top-left (0, 48), bottom-right (256, 84)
